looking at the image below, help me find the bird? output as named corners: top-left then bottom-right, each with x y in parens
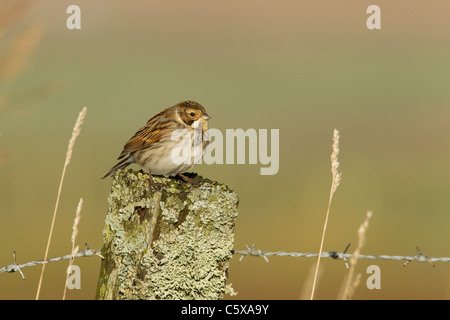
top-left (101, 100), bottom-right (211, 188)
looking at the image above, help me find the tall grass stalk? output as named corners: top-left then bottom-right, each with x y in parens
top-left (35, 107), bottom-right (87, 300)
top-left (310, 129), bottom-right (342, 300)
top-left (340, 211), bottom-right (373, 300)
top-left (62, 198), bottom-right (83, 300)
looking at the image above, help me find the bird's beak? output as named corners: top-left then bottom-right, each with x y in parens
top-left (202, 114), bottom-right (211, 120)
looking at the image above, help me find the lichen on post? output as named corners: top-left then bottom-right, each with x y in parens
top-left (95, 169), bottom-right (239, 300)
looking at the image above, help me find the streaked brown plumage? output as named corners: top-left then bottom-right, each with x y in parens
top-left (102, 100), bottom-right (210, 188)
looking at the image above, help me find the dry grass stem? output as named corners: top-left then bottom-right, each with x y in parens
top-left (65, 108), bottom-right (87, 166)
top-left (0, 23), bottom-right (44, 83)
top-left (36, 107), bottom-right (87, 300)
top-left (71, 198), bottom-right (83, 244)
top-left (300, 263), bottom-right (323, 300)
top-left (330, 129), bottom-right (342, 194)
top-left (62, 198), bottom-right (83, 300)
top-left (310, 129), bottom-right (342, 300)
top-left (340, 210), bottom-right (373, 300)
top-left (0, 1), bottom-right (37, 39)
top-left (345, 273), bottom-right (361, 299)
top-left (0, 2), bottom-right (44, 110)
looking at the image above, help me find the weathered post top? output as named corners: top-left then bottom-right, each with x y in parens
top-left (96, 169), bottom-right (239, 300)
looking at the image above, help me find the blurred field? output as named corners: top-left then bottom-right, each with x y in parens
top-left (1, 0), bottom-right (450, 299)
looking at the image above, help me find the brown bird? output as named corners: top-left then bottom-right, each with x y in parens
top-left (102, 100), bottom-right (211, 188)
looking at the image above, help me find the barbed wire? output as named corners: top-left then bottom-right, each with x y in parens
top-left (0, 243), bottom-right (103, 279)
top-left (2, 242), bottom-right (445, 281)
top-left (231, 244), bottom-right (446, 268)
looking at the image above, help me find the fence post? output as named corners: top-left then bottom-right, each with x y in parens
top-left (95, 170), bottom-right (239, 300)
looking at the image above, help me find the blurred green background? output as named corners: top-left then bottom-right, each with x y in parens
top-left (1, 0), bottom-right (450, 299)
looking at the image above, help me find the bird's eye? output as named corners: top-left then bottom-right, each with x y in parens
top-left (190, 112), bottom-right (195, 117)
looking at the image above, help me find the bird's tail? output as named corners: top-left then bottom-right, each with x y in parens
top-left (101, 156), bottom-right (133, 179)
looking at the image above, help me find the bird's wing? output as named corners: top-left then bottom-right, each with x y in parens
top-left (117, 117), bottom-right (172, 159)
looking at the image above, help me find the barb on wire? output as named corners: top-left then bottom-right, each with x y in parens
top-left (0, 243), bottom-right (103, 278)
top-left (403, 247), bottom-right (435, 267)
top-left (11, 251), bottom-right (25, 280)
top-left (234, 244), bottom-right (269, 262)
top-left (231, 244), bottom-right (448, 268)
